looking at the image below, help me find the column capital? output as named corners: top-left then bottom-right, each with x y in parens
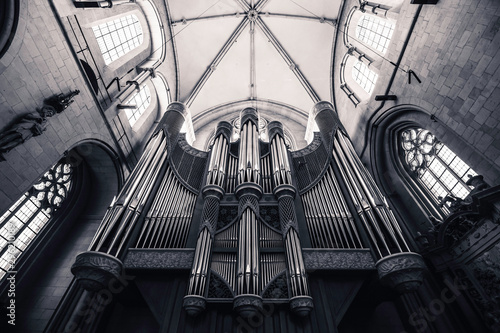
top-left (71, 251), bottom-right (124, 291)
top-left (376, 252), bottom-right (427, 294)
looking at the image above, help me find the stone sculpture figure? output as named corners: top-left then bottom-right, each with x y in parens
top-left (0, 111), bottom-right (52, 159)
top-left (45, 90), bottom-right (80, 113)
top-left (0, 89), bottom-right (78, 161)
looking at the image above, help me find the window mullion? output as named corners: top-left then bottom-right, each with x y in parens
top-left (424, 166), bottom-right (452, 196)
top-left (7, 207), bottom-right (42, 250)
top-left (0, 195), bottom-right (30, 229)
top-left (435, 155), bottom-right (469, 189)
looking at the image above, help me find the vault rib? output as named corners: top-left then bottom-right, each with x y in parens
top-left (255, 17), bottom-right (320, 103)
top-left (255, 0), bottom-right (270, 11)
top-left (259, 12), bottom-right (336, 25)
top-left (234, 0), bottom-right (250, 11)
top-left (171, 13), bottom-right (246, 26)
top-left (250, 20), bottom-right (256, 100)
top-left (184, 17), bottom-right (250, 107)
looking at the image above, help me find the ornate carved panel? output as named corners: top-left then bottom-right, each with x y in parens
top-left (302, 249), bottom-right (375, 270)
top-left (123, 249), bottom-right (194, 269)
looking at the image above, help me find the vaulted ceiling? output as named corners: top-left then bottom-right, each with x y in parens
top-left (168, 0), bottom-right (341, 148)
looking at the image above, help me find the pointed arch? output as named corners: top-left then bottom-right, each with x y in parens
top-left (367, 105), bottom-right (500, 236)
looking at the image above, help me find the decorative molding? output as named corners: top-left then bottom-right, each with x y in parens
top-left (71, 251), bottom-right (123, 291)
top-left (233, 294), bottom-right (263, 318)
top-left (291, 133), bottom-right (323, 158)
top-left (178, 133), bottom-right (209, 158)
top-left (302, 249), bottom-right (375, 270)
top-left (123, 249), bottom-right (194, 269)
top-left (289, 296), bottom-right (314, 317)
top-left (261, 271), bottom-right (289, 299)
top-left (183, 295), bottom-right (206, 316)
top-left (376, 252), bottom-right (426, 294)
top-left (207, 270), bottom-right (234, 298)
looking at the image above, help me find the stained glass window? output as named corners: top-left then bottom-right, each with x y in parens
top-left (0, 161), bottom-right (73, 280)
top-left (400, 128), bottom-right (477, 206)
top-left (93, 14), bottom-right (143, 65)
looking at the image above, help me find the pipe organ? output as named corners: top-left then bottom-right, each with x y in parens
top-left (63, 101), bottom-right (427, 332)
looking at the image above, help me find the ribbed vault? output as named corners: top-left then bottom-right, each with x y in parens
top-left (168, 0), bottom-right (340, 149)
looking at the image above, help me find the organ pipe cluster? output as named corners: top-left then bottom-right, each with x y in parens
top-left (233, 108), bottom-right (263, 317)
top-left (312, 101), bottom-right (426, 294)
top-left (269, 121), bottom-right (313, 316)
top-left (184, 109), bottom-right (314, 318)
top-left (71, 102), bottom-right (190, 293)
top-left (301, 166), bottom-right (363, 249)
top-left (183, 121), bottom-right (232, 316)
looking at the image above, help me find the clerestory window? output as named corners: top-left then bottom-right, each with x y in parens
top-left (124, 85), bottom-right (151, 126)
top-left (356, 14), bottom-right (394, 54)
top-left (92, 14), bottom-right (144, 65)
top-left (352, 61), bottom-right (378, 95)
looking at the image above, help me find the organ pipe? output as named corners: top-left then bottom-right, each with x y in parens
top-left (312, 101), bottom-right (426, 294)
top-left (268, 121), bottom-right (313, 317)
top-left (233, 108), bottom-right (264, 318)
top-left (72, 102), bottom-right (190, 303)
top-left (83, 103), bottom-right (186, 259)
top-left (184, 121), bottom-right (232, 316)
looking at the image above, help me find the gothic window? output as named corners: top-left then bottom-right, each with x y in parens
top-left (0, 160), bottom-right (73, 280)
top-left (400, 128), bottom-right (477, 204)
top-left (92, 14), bottom-right (144, 65)
top-left (356, 14), bottom-right (394, 54)
top-left (125, 85), bottom-right (151, 126)
top-left (352, 61), bottom-right (378, 94)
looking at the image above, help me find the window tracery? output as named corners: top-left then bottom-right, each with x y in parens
top-left (0, 160), bottom-right (73, 280)
top-left (400, 128), bottom-right (477, 205)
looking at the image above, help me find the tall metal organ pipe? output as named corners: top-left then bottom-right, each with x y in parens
top-left (183, 121), bottom-right (232, 316)
top-left (312, 101), bottom-right (426, 294)
top-left (70, 102), bottom-right (188, 303)
top-left (268, 121), bottom-right (313, 317)
top-left (233, 108), bottom-right (264, 318)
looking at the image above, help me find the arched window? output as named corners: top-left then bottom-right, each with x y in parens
top-left (400, 128), bottom-right (477, 205)
top-left (352, 61), bottom-right (378, 94)
top-left (125, 85), bottom-right (151, 126)
top-left (356, 14), bottom-right (394, 54)
top-left (0, 160), bottom-right (73, 280)
top-left (92, 14), bottom-right (144, 65)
